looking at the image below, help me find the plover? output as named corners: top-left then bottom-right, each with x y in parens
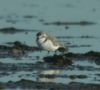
top-left (36, 32), bottom-right (68, 54)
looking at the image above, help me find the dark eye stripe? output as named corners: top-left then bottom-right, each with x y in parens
top-left (37, 32), bottom-right (42, 36)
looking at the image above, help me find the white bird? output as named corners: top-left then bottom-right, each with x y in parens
top-left (36, 32), bottom-right (68, 54)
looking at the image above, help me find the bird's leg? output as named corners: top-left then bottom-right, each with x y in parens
top-left (54, 50), bottom-right (57, 56)
top-left (38, 48), bottom-right (42, 52)
top-left (48, 51), bottom-right (50, 54)
top-left (46, 51), bottom-right (50, 55)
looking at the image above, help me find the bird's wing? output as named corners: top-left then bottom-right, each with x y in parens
top-left (48, 34), bottom-right (69, 52)
top-left (48, 35), bottom-right (62, 46)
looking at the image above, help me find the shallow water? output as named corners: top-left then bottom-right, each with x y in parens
top-left (0, 0), bottom-right (100, 89)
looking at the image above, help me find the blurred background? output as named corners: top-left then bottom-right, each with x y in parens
top-left (0, 0), bottom-right (100, 89)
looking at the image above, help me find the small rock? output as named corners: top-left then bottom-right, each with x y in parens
top-left (43, 55), bottom-right (72, 66)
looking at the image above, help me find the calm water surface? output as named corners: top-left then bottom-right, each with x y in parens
top-left (0, 0), bottom-right (100, 88)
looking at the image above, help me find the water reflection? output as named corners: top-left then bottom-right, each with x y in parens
top-left (37, 69), bottom-right (61, 82)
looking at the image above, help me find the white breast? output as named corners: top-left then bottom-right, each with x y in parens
top-left (38, 37), bottom-right (46, 43)
top-left (38, 38), bottom-right (59, 51)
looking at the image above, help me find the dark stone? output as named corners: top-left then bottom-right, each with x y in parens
top-left (95, 58), bottom-right (100, 65)
top-left (43, 55), bottom-right (73, 66)
top-left (43, 21), bottom-right (96, 26)
top-left (65, 26), bottom-right (69, 29)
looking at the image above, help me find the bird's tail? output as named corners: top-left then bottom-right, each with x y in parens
top-left (58, 45), bottom-right (68, 54)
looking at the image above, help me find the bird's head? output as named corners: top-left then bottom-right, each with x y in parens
top-left (36, 32), bottom-right (48, 39)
